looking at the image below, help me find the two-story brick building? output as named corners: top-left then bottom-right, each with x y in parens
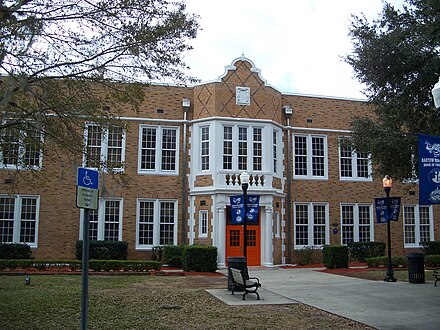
top-left (1, 55), bottom-right (438, 266)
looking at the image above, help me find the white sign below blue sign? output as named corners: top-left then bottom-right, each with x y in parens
top-left (76, 167), bottom-right (99, 210)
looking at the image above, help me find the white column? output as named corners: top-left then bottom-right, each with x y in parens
top-left (263, 205), bottom-right (274, 266)
top-left (217, 205), bottom-right (226, 268)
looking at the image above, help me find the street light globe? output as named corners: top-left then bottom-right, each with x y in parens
top-left (382, 175), bottom-right (393, 188)
top-left (240, 171), bottom-right (250, 185)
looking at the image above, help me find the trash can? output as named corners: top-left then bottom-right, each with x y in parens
top-left (407, 253), bottom-right (425, 284)
top-left (227, 257), bottom-right (248, 291)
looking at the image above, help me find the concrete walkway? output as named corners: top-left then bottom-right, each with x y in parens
top-left (208, 267), bottom-right (440, 330)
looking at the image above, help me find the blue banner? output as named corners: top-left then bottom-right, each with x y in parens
top-left (230, 195), bottom-right (260, 224)
top-left (230, 195), bottom-right (244, 224)
top-left (419, 134), bottom-right (440, 204)
top-left (375, 197), bottom-right (401, 223)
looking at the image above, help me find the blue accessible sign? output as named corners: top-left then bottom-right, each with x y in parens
top-left (230, 195), bottom-right (260, 224)
top-left (375, 197), bottom-right (401, 223)
top-left (76, 167), bottom-right (99, 210)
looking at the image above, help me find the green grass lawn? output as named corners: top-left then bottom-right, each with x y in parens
top-left (0, 274), bottom-right (372, 330)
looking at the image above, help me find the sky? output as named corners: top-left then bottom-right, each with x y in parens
top-left (183, 0), bottom-right (405, 100)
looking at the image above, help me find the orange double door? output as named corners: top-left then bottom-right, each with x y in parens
top-left (225, 206), bottom-right (261, 266)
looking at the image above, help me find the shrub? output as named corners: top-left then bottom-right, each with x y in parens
top-left (0, 259), bottom-right (160, 271)
top-left (425, 255), bottom-right (440, 267)
top-left (0, 243), bottom-right (33, 259)
top-left (89, 260), bottom-right (160, 272)
top-left (365, 256), bottom-right (408, 268)
top-left (347, 242), bottom-right (386, 262)
top-left (163, 245), bottom-right (184, 267)
top-left (75, 241), bottom-right (128, 260)
top-left (323, 245), bottom-right (349, 269)
top-left (420, 241), bottom-right (440, 256)
top-left (293, 246), bottom-right (323, 265)
top-left (182, 245), bottom-right (217, 272)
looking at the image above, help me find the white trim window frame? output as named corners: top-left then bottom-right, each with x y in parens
top-left (340, 203), bottom-right (374, 244)
top-left (0, 195), bottom-right (40, 247)
top-left (339, 138), bottom-right (372, 181)
top-left (222, 124), bottom-right (266, 173)
top-left (275, 211), bottom-right (281, 238)
top-left (136, 199), bottom-right (178, 250)
top-left (0, 122), bottom-right (43, 170)
top-left (83, 123), bottom-right (126, 173)
top-left (199, 210), bottom-right (208, 238)
top-left (138, 125), bottom-right (179, 175)
top-left (403, 205), bottom-right (434, 247)
top-left (273, 129), bottom-right (279, 174)
top-left (80, 198), bottom-right (123, 241)
top-left (200, 126), bottom-right (210, 171)
top-left (294, 202), bottom-right (329, 248)
top-left (293, 134), bottom-right (328, 180)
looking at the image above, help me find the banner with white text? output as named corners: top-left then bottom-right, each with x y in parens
top-left (419, 134), bottom-right (440, 205)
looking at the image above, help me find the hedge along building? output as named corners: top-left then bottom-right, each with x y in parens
top-left (1, 55), bottom-right (439, 266)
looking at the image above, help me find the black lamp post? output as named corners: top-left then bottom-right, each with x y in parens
top-left (240, 171), bottom-right (250, 259)
top-left (432, 77), bottom-right (440, 116)
top-left (383, 175), bottom-right (397, 282)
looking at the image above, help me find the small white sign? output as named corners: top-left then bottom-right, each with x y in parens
top-left (236, 86), bottom-right (250, 105)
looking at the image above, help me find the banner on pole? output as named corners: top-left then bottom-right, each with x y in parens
top-left (375, 197), bottom-right (401, 223)
top-left (419, 134), bottom-right (440, 205)
top-left (230, 195), bottom-right (260, 224)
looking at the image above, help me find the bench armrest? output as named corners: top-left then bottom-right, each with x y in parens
top-left (248, 276), bottom-right (260, 284)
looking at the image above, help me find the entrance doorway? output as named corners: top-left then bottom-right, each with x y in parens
top-left (225, 206), bottom-right (261, 266)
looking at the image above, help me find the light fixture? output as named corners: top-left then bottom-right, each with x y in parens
top-left (382, 175), bottom-right (393, 189)
top-left (182, 98), bottom-right (191, 112)
top-left (240, 171), bottom-right (250, 186)
top-left (283, 105), bottom-right (293, 119)
top-left (239, 171), bottom-right (250, 259)
top-left (382, 175), bottom-right (397, 282)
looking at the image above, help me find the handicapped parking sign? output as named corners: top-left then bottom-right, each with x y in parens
top-left (76, 167), bottom-right (99, 209)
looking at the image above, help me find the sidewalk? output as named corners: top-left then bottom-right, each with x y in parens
top-left (208, 267), bottom-right (440, 330)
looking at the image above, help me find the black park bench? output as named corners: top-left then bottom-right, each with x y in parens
top-left (230, 267), bottom-right (261, 300)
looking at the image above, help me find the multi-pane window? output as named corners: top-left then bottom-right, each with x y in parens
top-left (136, 199), bottom-right (178, 249)
top-left (139, 126), bottom-right (179, 174)
top-left (294, 203), bottom-right (329, 247)
top-left (222, 124), bottom-right (271, 172)
top-left (238, 127), bottom-right (247, 171)
top-left (84, 124), bottom-right (125, 172)
top-left (199, 210), bottom-right (208, 238)
top-left (339, 140), bottom-right (371, 180)
top-left (82, 199), bottom-right (123, 241)
top-left (273, 130), bottom-right (278, 173)
top-left (201, 126), bottom-right (210, 171)
top-left (293, 134), bottom-right (327, 179)
top-left (223, 126), bottom-right (233, 170)
top-left (1, 124), bottom-right (42, 169)
top-left (403, 205), bottom-right (433, 247)
top-left (253, 128), bottom-right (262, 171)
top-left (0, 195), bottom-right (39, 247)
top-left (341, 204), bottom-right (373, 244)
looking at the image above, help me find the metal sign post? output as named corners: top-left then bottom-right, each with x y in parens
top-left (76, 167), bottom-right (99, 330)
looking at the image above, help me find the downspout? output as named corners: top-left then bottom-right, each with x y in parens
top-left (181, 98), bottom-right (191, 245)
top-left (283, 105), bottom-right (293, 264)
